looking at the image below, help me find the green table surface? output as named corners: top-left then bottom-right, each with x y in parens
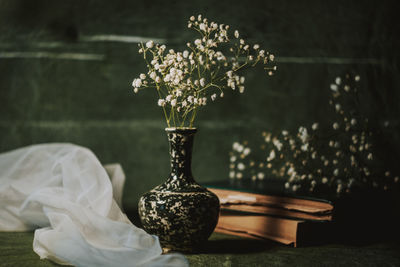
top-left (1, 231), bottom-right (399, 267)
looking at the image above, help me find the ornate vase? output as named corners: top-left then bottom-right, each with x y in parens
top-left (138, 127), bottom-right (220, 252)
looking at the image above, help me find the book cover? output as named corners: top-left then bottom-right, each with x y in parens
top-left (204, 179), bottom-right (334, 221)
top-left (215, 210), bottom-right (333, 247)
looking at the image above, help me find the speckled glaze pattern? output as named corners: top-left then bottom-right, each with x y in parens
top-left (138, 128), bottom-right (220, 252)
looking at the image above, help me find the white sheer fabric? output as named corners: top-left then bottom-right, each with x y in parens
top-left (0, 143), bottom-right (188, 267)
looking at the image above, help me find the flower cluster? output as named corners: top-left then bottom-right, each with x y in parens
top-left (229, 74), bottom-right (399, 195)
top-left (132, 14), bottom-right (276, 128)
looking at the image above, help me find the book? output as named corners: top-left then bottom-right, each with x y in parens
top-left (203, 179), bottom-right (334, 246)
top-left (208, 187), bottom-right (333, 221)
top-left (215, 210), bottom-right (333, 247)
top-left (205, 179), bottom-right (334, 221)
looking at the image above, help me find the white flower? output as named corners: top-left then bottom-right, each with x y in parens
top-left (257, 172), bottom-right (265, 180)
top-left (211, 93), bottom-right (217, 101)
top-left (232, 142), bottom-right (240, 151)
top-left (351, 118), bottom-right (357, 125)
top-left (282, 130), bottom-right (288, 136)
top-left (333, 169), bottom-right (339, 176)
top-left (149, 72), bottom-right (156, 80)
top-left (344, 85), bottom-right (350, 92)
top-left (229, 171), bottom-right (235, 179)
top-left (133, 88), bottom-right (139, 93)
top-left (190, 16), bottom-right (195, 21)
top-left (237, 162), bottom-right (245, 171)
top-left (355, 75), bottom-right (360, 81)
top-left (285, 182), bottom-right (290, 189)
top-left (312, 123), bottom-right (319, 130)
top-left (333, 122), bottom-right (339, 130)
top-left (155, 76), bottom-right (161, 83)
top-left (132, 79), bottom-right (142, 88)
top-left (145, 40), bottom-right (154, 48)
top-left (157, 99), bottom-right (166, 107)
top-left (335, 77), bottom-right (341, 85)
top-left (236, 172), bottom-right (243, 179)
top-left (330, 84), bottom-right (338, 92)
top-left (335, 104), bottom-right (341, 112)
top-left (236, 144), bottom-right (244, 153)
top-left (194, 39), bottom-right (202, 46)
top-left (170, 99), bottom-right (177, 107)
top-left (183, 50), bottom-right (189, 58)
top-left (165, 95), bottom-right (173, 102)
top-left (322, 177), bottom-right (328, 184)
top-left (200, 78), bottom-right (205, 87)
top-left (175, 90), bottom-right (183, 97)
top-left (367, 153), bottom-right (373, 160)
top-left (199, 23), bottom-right (206, 31)
top-left (301, 143), bottom-right (309, 151)
top-left (239, 86), bottom-right (245, 93)
top-left (272, 138), bottom-right (283, 151)
top-left (253, 44), bottom-right (260, 50)
top-left (298, 126), bottom-right (309, 143)
top-left (243, 147), bottom-right (251, 156)
top-left (267, 150), bottom-right (276, 161)
top-left (220, 92), bottom-right (224, 98)
top-left (269, 54), bottom-right (274, 61)
top-left (234, 30), bottom-right (239, 38)
top-left (311, 151), bottom-right (317, 159)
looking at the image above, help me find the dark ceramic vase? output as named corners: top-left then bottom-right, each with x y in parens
top-left (138, 127), bottom-right (220, 252)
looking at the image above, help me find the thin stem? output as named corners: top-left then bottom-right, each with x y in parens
top-left (156, 84), bottom-right (170, 127)
top-left (189, 108), bottom-right (197, 128)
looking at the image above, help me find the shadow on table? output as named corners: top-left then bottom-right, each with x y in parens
top-left (195, 235), bottom-right (279, 254)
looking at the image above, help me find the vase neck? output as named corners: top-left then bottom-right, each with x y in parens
top-left (166, 129), bottom-right (196, 182)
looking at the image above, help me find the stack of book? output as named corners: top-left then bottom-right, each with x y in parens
top-left (205, 179), bottom-right (334, 247)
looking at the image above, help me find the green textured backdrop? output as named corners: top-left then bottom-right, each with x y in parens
top-left (1, 0), bottom-right (399, 211)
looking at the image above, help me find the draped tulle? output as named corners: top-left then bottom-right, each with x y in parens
top-left (0, 143), bottom-right (188, 267)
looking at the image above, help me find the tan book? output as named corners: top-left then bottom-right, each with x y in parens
top-left (215, 210), bottom-right (332, 247)
top-left (208, 187), bottom-right (333, 221)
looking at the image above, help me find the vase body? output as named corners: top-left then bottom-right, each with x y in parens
top-left (138, 128), bottom-right (220, 252)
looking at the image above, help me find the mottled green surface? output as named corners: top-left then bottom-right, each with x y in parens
top-left (0, 232), bottom-right (399, 267)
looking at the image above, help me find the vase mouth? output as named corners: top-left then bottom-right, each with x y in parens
top-left (165, 127), bottom-right (197, 133)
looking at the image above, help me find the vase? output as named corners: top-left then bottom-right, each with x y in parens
top-left (138, 127), bottom-right (220, 252)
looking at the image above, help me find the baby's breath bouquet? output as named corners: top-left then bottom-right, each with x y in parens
top-left (132, 14), bottom-right (276, 128)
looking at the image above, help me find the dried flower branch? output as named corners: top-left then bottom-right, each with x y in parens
top-left (229, 74), bottom-right (399, 195)
top-left (132, 14), bottom-right (276, 128)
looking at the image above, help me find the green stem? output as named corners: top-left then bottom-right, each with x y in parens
top-left (156, 84), bottom-right (170, 127)
top-left (189, 108), bottom-right (197, 128)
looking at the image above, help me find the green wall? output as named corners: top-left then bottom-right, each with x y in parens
top-left (1, 0), bottom-right (399, 209)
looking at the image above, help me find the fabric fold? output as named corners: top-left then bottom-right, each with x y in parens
top-left (0, 143), bottom-right (188, 267)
